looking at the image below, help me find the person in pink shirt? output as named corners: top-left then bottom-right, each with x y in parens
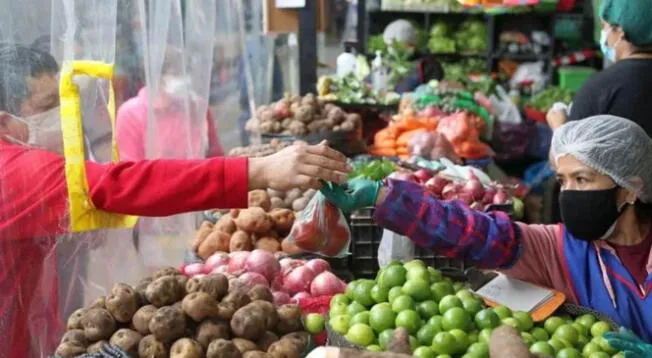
top-left (116, 71), bottom-right (223, 161)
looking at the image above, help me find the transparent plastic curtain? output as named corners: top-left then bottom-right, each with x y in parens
top-left (134, 0), bottom-right (218, 269)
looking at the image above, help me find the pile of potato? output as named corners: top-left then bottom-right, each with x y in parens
top-left (227, 139), bottom-right (292, 158)
top-left (194, 191), bottom-right (302, 260)
top-left (267, 188), bottom-right (316, 212)
top-left (56, 268), bottom-right (310, 358)
top-left (245, 93), bottom-right (362, 136)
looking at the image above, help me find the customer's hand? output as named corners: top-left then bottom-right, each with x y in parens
top-left (249, 141), bottom-right (350, 191)
top-left (546, 107), bottom-right (568, 130)
top-left (319, 178), bottom-right (382, 213)
top-left (604, 327), bottom-right (652, 358)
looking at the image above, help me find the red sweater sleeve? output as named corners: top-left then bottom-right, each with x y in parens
top-left (85, 156), bottom-right (248, 215)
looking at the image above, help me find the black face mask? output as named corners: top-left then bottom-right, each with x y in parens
top-left (559, 187), bottom-right (627, 241)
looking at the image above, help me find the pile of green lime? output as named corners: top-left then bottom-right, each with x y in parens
top-left (328, 260), bottom-right (619, 358)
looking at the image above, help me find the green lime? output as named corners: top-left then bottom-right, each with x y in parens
top-left (414, 346), bottom-right (436, 358)
top-left (403, 278), bottom-right (433, 301)
top-left (330, 293), bottom-right (349, 307)
top-left (529, 341), bottom-right (555, 356)
top-left (353, 280), bottom-right (376, 307)
top-left (329, 303), bottom-right (348, 318)
top-left (369, 306), bottom-right (396, 333)
top-left (462, 298), bottom-right (484, 316)
top-left (453, 282), bottom-right (465, 292)
top-left (304, 313), bottom-right (325, 334)
top-left (557, 347), bottom-right (582, 358)
top-left (544, 316), bottom-right (565, 335)
top-left (587, 353), bottom-right (610, 358)
top-left (474, 309), bottom-right (500, 330)
top-left (380, 265), bottom-right (407, 289)
top-left (378, 328), bottom-right (394, 349)
top-left (595, 336), bottom-right (618, 355)
top-left (575, 314), bottom-right (597, 330)
top-left (366, 344), bottom-right (382, 352)
top-left (553, 324), bottom-right (580, 346)
top-left (449, 328), bottom-right (470, 353)
top-left (428, 315), bottom-right (444, 331)
top-left (428, 267), bottom-right (444, 283)
top-left (521, 332), bottom-right (534, 346)
top-left (502, 318), bottom-right (522, 331)
top-left (417, 324), bottom-right (441, 346)
top-left (346, 323), bottom-right (375, 346)
top-left (548, 338), bottom-right (568, 353)
top-left (388, 286), bottom-right (404, 304)
top-left (395, 309), bottom-right (422, 335)
top-left (392, 295), bottom-right (416, 313)
top-left (351, 311), bottom-right (371, 325)
top-left (345, 281), bottom-right (359, 300)
top-left (347, 302), bottom-right (366, 317)
top-left (370, 284), bottom-right (389, 303)
top-left (431, 331), bottom-right (457, 355)
top-left (455, 289), bottom-right (475, 301)
top-left (371, 302), bottom-right (391, 312)
top-left (441, 307), bottom-right (471, 331)
top-left (492, 306), bottom-right (512, 320)
top-left (530, 327), bottom-right (549, 342)
top-left (590, 321), bottom-right (612, 338)
top-left (431, 282), bottom-right (455, 302)
top-left (329, 314), bottom-right (350, 335)
top-left (467, 330), bottom-right (479, 344)
top-left (572, 322), bottom-right (589, 337)
top-left (417, 300), bottom-right (440, 319)
top-left (403, 260), bottom-right (426, 271)
top-left (512, 311), bottom-right (534, 331)
top-left (582, 342), bottom-right (602, 356)
top-left (467, 342), bottom-right (489, 357)
top-left (478, 328), bottom-right (493, 343)
top-left (409, 335), bottom-right (419, 352)
top-left (438, 295), bottom-right (463, 314)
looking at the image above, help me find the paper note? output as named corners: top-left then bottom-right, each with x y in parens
top-left (474, 274), bottom-right (554, 312)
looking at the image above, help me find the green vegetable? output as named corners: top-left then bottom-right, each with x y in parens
top-left (349, 159), bottom-right (396, 181)
top-left (529, 87), bottom-right (574, 111)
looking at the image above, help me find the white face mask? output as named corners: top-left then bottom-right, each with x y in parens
top-left (7, 106), bottom-right (64, 154)
top-left (163, 75), bottom-right (192, 99)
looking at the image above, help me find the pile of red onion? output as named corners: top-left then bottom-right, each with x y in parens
top-left (180, 251), bottom-right (346, 305)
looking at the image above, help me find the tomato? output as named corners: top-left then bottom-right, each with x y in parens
top-left (321, 224), bottom-right (350, 256)
top-left (323, 201), bottom-right (341, 226)
top-left (292, 223), bottom-right (323, 252)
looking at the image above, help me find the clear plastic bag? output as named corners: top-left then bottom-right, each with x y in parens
top-left (378, 229), bottom-right (415, 267)
top-left (287, 193), bottom-right (351, 258)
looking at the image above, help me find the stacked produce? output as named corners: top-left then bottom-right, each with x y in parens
top-left (428, 20), bottom-right (487, 54)
top-left (194, 191), bottom-right (298, 259)
top-left (318, 74), bottom-right (401, 106)
top-left (245, 93), bottom-right (362, 136)
top-left (527, 87), bottom-right (574, 112)
top-left (328, 260), bottom-right (619, 357)
top-left (369, 114), bottom-right (438, 159)
top-left (228, 140), bottom-right (292, 158)
top-left (56, 267), bottom-right (312, 358)
top-left (183, 253), bottom-right (347, 307)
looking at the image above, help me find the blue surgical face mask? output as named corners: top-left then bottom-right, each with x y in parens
top-left (600, 28), bottom-right (619, 62)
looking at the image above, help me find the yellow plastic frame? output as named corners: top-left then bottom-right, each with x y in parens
top-left (59, 60), bottom-right (138, 232)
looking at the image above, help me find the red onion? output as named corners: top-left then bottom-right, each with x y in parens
top-left (228, 251), bottom-right (251, 274)
top-left (462, 179), bottom-right (485, 201)
top-left (413, 169), bottom-right (433, 183)
top-left (470, 201), bottom-right (484, 211)
top-left (493, 190), bottom-right (510, 205)
top-left (482, 187), bottom-right (497, 205)
top-left (244, 249), bottom-right (280, 282)
top-left (271, 275), bottom-right (285, 292)
top-left (238, 272), bottom-right (269, 289)
top-left (456, 192), bottom-right (474, 205)
top-left (441, 183), bottom-right (459, 200)
top-left (204, 252), bottom-right (230, 272)
top-left (284, 266), bottom-right (316, 295)
top-left (273, 291), bottom-right (291, 305)
top-left (183, 263), bottom-right (205, 277)
top-left (310, 271), bottom-right (347, 297)
top-left (304, 259), bottom-right (331, 276)
top-left (280, 259), bottom-right (305, 276)
top-left (424, 176), bottom-right (449, 196)
top-left (291, 291), bottom-right (312, 304)
top-left (210, 265), bottom-right (230, 275)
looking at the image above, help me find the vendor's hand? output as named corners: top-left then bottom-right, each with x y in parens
top-left (546, 108), bottom-right (568, 130)
top-left (249, 141), bottom-right (350, 191)
top-left (319, 178), bottom-right (382, 213)
top-left (604, 327), bottom-right (652, 358)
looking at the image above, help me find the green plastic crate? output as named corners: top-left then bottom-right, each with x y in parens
top-left (558, 66), bottom-right (596, 92)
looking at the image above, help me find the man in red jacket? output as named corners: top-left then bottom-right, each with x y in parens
top-left (0, 46), bottom-right (349, 357)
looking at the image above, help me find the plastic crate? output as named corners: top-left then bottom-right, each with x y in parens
top-left (558, 66), bottom-right (596, 92)
top-left (348, 208), bottom-right (470, 279)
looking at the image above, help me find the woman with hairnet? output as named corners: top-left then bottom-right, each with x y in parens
top-left (321, 115), bottom-right (652, 351)
top-left (547, 0), bottom-right (652, 134)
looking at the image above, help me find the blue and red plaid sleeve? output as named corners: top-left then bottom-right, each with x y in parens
top-left (373, 179), bottom-right (522, 269)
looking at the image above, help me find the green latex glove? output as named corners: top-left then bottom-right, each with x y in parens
top-left (319, 179), bottom-right (382, 213)
top-left (604, 327), bottom-right (652, 358)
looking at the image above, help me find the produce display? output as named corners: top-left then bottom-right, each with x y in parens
top-left (228, 140), bottom-right (292, 158)
top-left (183, 253), bottom-right (347, 306)
top-left (428, 20), bottom-right (487, 54)
top-left (527, 87), bottom-right (574, 112)
top-left (318, 74), bottom-right (401, 106)
top-left (380, 0), bottom-right (466, 13)
top-left (327, 260), bottom-right (619, 357)
top-left (56, 267), bottom-right (312, 358)
top-left (193, 191), bottom-right (299, 259)
top-left (245, 93), bottom-right (362, 136)
top-left (348, 158), bottom-right (397, 181)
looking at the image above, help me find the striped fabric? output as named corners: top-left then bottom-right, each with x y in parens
top-left (373, 179), bottom-right (522, 269)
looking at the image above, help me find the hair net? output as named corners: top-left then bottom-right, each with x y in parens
top-left (551, 115), bottom-right (652, 203)
top-left (600, 0), bottom-right (652, 47)
top-left (383, 19), bottom-right (416, 46)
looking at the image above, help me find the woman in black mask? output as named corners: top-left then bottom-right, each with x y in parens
top-left (320, 115), bottom-right (652, 350)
